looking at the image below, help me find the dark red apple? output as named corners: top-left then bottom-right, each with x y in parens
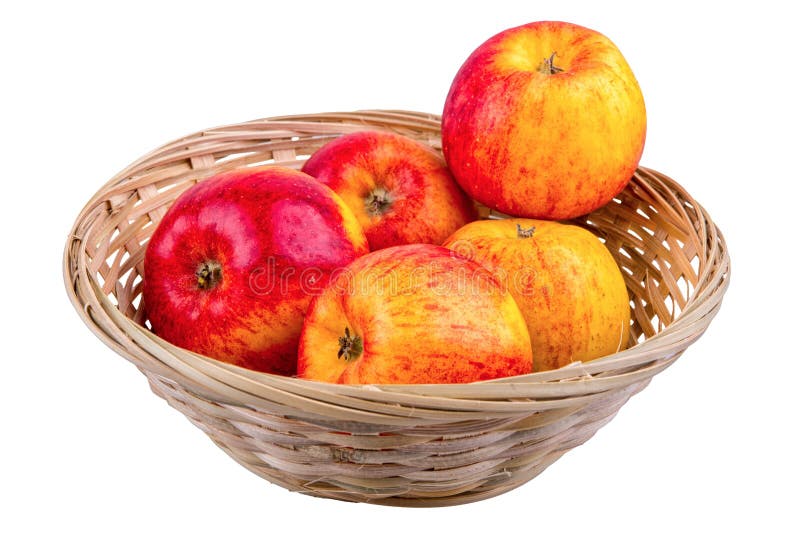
top-left (143, 166), bottom-right (369, 375)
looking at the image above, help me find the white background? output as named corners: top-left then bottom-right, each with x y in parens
top-left (2, 1), bottom-right (797, 532)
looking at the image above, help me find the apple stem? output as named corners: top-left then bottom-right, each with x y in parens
top-left (517, 224), bottom-right (536, 238)
top-left (365, 187), bottom-right (394, 217)
top-left (337, 326), bottom-right (363, 362)
top-left (537, 52), bottom-right (564, 75)
top-left (196, 260), bottom-right (223, 290)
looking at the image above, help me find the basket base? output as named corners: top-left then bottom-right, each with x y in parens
top-left (147, 368), bottom-right (649, 507)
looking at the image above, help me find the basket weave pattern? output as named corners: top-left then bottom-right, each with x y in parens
top-left (64, 110), bottom-right (729, 506)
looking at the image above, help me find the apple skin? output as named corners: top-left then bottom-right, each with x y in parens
top-left (143, 167), bottom-right (369, 376)
top-left (297, 244), bottom-right (533, 385)
top-left (443, 218), bottom-right (630, 372)
top-left (441, 20), bottom-right (646, 220)
top-left (301, 130), bottom-right (477, 250)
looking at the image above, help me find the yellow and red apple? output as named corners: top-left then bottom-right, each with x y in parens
top-left (143, 166), bottom-right (369, 375)
top-left (443, 218), bottom-right (631, 371)
top-left (442, 20), bottom-right (647, 219)
top-left (302, 130), bottom-right (476, 250)
top-left (297, 244), bottom-right (533, 384)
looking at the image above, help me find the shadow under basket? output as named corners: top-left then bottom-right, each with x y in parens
top-left (63, 110), bottom-right (730, 507)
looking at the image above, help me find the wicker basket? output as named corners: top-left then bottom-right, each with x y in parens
top-left (63, 110), bottom-right (730, 507)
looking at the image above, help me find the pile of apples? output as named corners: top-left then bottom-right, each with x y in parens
top-left (143, 21), bottom-right (646, 385)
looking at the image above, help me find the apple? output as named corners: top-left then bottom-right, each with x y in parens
top-left (297, 243), bottom-right (533, 384)
top-left (443, 218), bottom-right (630, 371)
top-left (441, 20), bottom-right (647, 220)
top-left (301, 130), bottom-right (477, 250)
top-left (143, 166), bottom-right (369, 375)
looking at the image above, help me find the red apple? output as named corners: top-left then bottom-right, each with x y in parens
top-left (143, 166), bottom-right (369, 375)
top-left (297, 244), bottom-right (533, 384)
top-left (301, 130), bottom-right (477, 250)
top-left (442, 20), bottom-right (647, 219)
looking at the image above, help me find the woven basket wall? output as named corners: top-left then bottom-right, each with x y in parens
top-left (63, 110), bottom-right (730, 506)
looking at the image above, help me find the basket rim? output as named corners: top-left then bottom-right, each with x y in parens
top-left (63, 109), bottom-right (731, 410)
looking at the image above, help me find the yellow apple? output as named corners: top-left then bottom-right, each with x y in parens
top-left (297, 244), bottom-right (533, 384)
top-left (443, 218), bottom-right (630, 371)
